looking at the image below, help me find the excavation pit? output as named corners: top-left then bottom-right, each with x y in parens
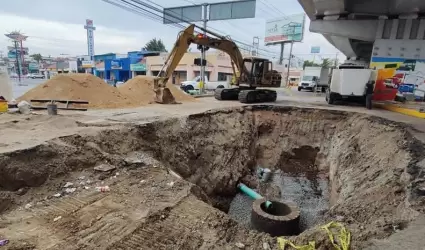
top-left (228, 171), bottom-right (329, 235)
top-left (1, 105), bottom-right (424, 249)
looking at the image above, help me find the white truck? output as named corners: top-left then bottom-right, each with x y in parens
top-left (180, 76), bottom-right (230, 93)
top-left (298, 67), bottom-right (330, 92)
top-left (326, 64), bottom-right (376, 109)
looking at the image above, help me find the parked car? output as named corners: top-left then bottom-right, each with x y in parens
top-left (29, 73), bottom-right (45, 79)
top-left (180, 76), bottom-right (230, 92)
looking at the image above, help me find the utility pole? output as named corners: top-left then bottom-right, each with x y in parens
top-left (286, 41), bottom-right (294, 86)
top-left (14, 41), bottom-right (22, 83)
top-left (285, 25), bottom-right (296, 86)
top-left (252, 36), bottom-right (259, 56)
top-left (334, 52), bottom-right (339, 67)
top-left (279, 43), bottom-right (285, 65)
top-left (200, 3), bottom-right (208, 94)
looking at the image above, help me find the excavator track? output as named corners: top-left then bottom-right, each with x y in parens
top-left (214, 88), bottom-right (240, 101)
top-left (238, 89), bottom-right (277, 103)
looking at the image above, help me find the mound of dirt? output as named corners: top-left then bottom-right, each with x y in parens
top-left (118, 76), bottom-right (196, 105)
top-left (18, 74), bottom-right (138, 109)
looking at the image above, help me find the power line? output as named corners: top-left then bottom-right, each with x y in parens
top-left (151, 0), bottom-right (280, 56)
top-left (258, 0), bottom-right (288, 19)
top-left (147, 0), bottom-right (278, 56)
top-left (105, 0), bottom-right (279, 57)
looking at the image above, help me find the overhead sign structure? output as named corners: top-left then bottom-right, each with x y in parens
top-left (209, 0), bottom-right (256, 21)
top-left (84, 19), bottom-right (96, 59)
top-left (311, 46), bottom-right (321, 54)
top-left (163, 0), bottom-right (256, 24)
top-left (163, 5), bottom-right (203, 24)
top-left (264, 14), bottom-right (305, 45)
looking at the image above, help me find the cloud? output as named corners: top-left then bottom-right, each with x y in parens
top-left (0, 10), bottom-right (345, 63)
top-left (0, 13), bottom-right (150, 56)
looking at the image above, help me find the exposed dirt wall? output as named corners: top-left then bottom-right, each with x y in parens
top-left (1, 106), bottom-right (424, 249)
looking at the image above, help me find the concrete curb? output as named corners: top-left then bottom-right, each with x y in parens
top-left (376, 103), bottom-right (425, 119)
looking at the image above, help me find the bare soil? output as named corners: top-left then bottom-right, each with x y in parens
top-left (1, 106), bottom-right (424, 249)
top-left (118, 76), bottom-right (196, 105)
top-left (18, 74), bottom-right (138, 109)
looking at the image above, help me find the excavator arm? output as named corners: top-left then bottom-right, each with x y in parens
top-left (154, 24), bottom-right (248, 103)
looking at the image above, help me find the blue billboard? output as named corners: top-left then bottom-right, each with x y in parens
top-left (311, 46), bottom-right (321, 54)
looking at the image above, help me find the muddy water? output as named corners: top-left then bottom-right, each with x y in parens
top-left (228, 171), bottom-right (329, 233)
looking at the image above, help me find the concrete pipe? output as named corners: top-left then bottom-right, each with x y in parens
top-left (251, 198), bottom-right (300, 236)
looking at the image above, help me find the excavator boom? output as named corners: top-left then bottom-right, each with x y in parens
top-left (154, 24), bottom-right (249, 103)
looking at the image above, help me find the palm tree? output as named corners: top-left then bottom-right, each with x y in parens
top-left (31, 53), bottom-right (43, 63)
top-left (303, 60), bottom-right (320, 69)
top-left (143, 38), bottom-right (167, 52)
top-left (321, 58), bottom-right (332, 68)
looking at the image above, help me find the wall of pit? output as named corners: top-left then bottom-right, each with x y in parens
top-left (0, 106), bottom-right (424, 249)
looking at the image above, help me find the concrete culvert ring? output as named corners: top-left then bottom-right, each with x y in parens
top-left (251, 198), bottom-right (300, 237)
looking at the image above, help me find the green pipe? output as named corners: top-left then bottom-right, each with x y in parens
top-left (238, 183), bottom-right (272, 208)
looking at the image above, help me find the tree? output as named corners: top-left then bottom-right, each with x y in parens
top-left (31, 53), bottom-right (43, 63)
top-left (321, 58), bottom-right (332, 68)
top-left (303, 60), bottom-right (320, 69)
top-left (143, 38), bottom-right (167, 52)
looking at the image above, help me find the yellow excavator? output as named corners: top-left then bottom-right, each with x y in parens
top-left (154, 24), bottom-right (282, 104)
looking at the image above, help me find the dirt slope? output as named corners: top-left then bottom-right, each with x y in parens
top-left (1, 106), bottom-right (424, 249)
top-left (18, 74), bottom-right (138, 109)
top-left (118, 76), bottom-right (196, 105)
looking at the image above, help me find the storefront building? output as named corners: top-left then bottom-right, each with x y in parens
top-left (93, 51), bottom-right (158, 82)
top-left (105, 57), bottom-right (131, 82)
top-left (145, 51), bottom-right (237, 84)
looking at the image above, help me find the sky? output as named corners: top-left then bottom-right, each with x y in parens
top-left (0, 0), bottom-right (343, 63)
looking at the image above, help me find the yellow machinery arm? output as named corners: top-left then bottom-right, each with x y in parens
top-left (153, 24), bottom-right (248, 103)
top-left (158, 24), bottom-right (247, 86)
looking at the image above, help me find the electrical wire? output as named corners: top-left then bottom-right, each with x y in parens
top-left (104, 0), bottom-right (279, 58)
top-left (181, 0), bottom-right (279, 54)
top-left (258, 0), bottom-right (288, 19)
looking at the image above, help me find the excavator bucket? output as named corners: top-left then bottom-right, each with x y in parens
top-left (153, 77), bottom-right (177, 104)
top-left (152, 25), bottom-right (196, 104)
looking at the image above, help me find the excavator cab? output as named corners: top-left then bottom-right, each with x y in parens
top-left (242, 57), bottom-right (282, 87)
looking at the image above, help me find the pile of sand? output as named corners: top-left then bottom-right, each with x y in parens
top-left (18, 74), bottom-right (138, 109)
top-left (118, 76), bottom-right (196, 105)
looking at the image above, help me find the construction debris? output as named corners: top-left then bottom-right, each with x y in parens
top-left (94, 164), bottom-right (116, 172)
top-left (95, 186), bottom-right (110, 192)
top-left (53, 216), bottom-right (62, 222)
top-left (64, 188), bottom-right (76, 194)
top-left (0, 239), bottom-right (9, 246)
top-left (17, 101), bottom-right (31, 114)
top-left (235, 242), bottom-right (245, 249)
top-left (63, 182), bottom-right (74, 188)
